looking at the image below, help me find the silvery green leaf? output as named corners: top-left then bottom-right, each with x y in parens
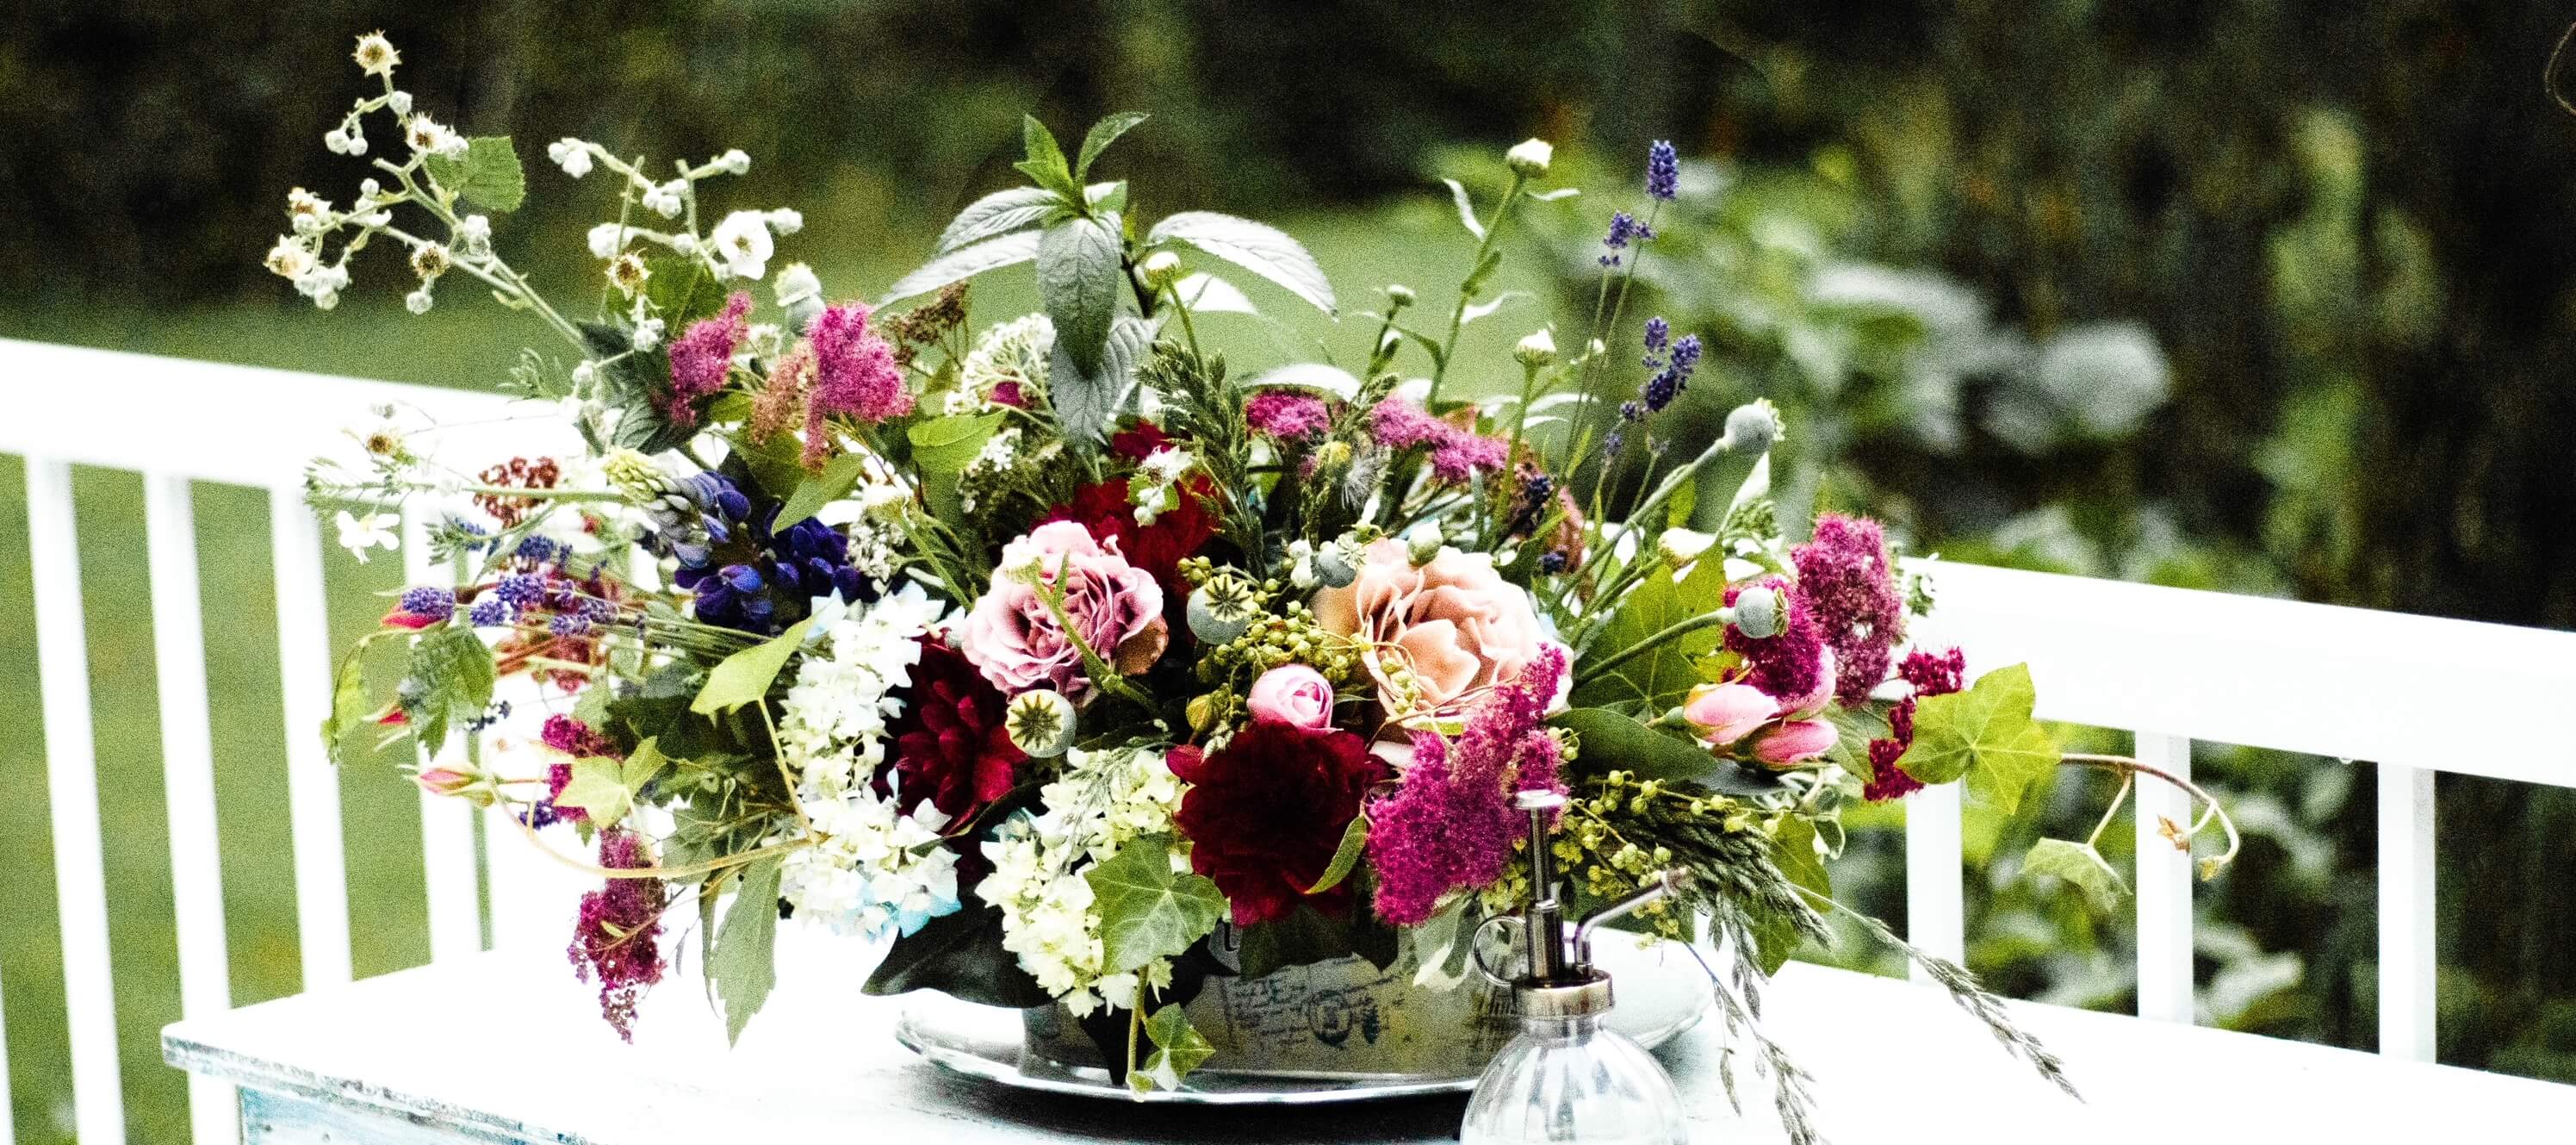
top-left (1460, 290), bottom-right (1526, 326)
top-left (1147, 211), bottom-right (1336, 315)
top-left (1074, 111), bottom-right (1149, 181)
top-left (1442, 177), bottom-right (1485, 240)
top-left (933, 187), bottom-right (1063, 256)
top-left (1039, 215), bottom-right (1123, 375)
top-left (1525, 186), bottom-right (1582, 202)
top-left (880, 230), bottom-right (1040, 304)
top-left (1243, 362), bottom-right (1361, 400)
top-left (1050, 312), bottom-right (1157, 444)
top-left (1173, 272), bottom-right (1256, 314)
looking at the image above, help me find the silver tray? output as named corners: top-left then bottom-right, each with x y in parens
top-left (895, 936), bottom-right (1714, 1105)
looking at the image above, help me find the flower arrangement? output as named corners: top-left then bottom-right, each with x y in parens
top-left (278, 34), bottom-right (2235, 1138)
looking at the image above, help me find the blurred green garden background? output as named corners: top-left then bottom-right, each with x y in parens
top-left (5, 2), bottom-right (2576, 1141)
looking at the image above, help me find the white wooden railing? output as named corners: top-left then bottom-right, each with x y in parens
top-left (6, 338), bottom-right (2574, 1143)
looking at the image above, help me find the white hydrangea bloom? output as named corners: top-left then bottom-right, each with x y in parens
top-left (977, 744), bottom-right (1187, 1015)
top-left (774, 583), bottom-right (964, 938)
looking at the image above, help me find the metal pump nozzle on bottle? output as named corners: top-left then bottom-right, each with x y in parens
top-left (1470, 790), bottom-right (1694, 1018)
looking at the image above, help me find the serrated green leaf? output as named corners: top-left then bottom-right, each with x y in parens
top-left (1551, 707), bottom-right (1785, 796)
top-left (1442, 177), bottom-right (1485, 240)
top-left (691, 618), bottom-right (816, 717)
top-left (880, 230), bottom-right (1041, 305)
top-left (1134, 1004), bottom-right (1214, 1092)
top-left (934, 187), bottom-right (1066, 257)
top-left (1301, 813), bottom-right (1369, 895)
top-left (1897, 663), bottom-right (2059, 812)
top-left (711, 856), bottom-right (781, 1045)
top-left (1049, 312), bottom-right (1156, 444)
top-left (1146, 211), bottom-right (1336, 315)
top-left (2021, 837), bottom-right (2128, 911)
top-left (1039, 215), bottom-right (1123, 375)
top-left (1086, 834), bottom-right (1225, 974)
top-left (1075, 111), bottom-right (1148, 182)
top-left (402, 625), bottom-right (494, 754)
top-left (777, 451), bottom-right (869, 528)
top-left (423, 136), bottom-right (526, 213)
top-left (1568, 555), bottom-right (1728, 713)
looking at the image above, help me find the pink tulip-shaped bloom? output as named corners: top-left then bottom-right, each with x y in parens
top-left (1682, 682), bottom-right (1778, 746)
top-left (1248, 663), bottom-right (1337, 730)
top-left (957, 521), bottom-right (1168, 700)
top-left (1751, 719), bottom-right (1839, 768)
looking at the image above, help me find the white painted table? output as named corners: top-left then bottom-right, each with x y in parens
top-left (163, 941), bottom-right (2576, 1145)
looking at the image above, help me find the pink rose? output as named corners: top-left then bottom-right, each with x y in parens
top-left (1313, 538), bottom-right (1564, 719)
top-left (1682, 682), bottom-right (1778, 746)
top-left (957, 521), bottom-right (1168, 700)
top-left (1751, 719), bottom-right (1839, 769)
top-left (1247, 664), bottom-right (1336, 730)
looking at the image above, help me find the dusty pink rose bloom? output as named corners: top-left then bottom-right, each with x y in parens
top-left (1247, 663), bottom-right (1337, 730)
top-left (1751, 718), bottom-right (1838, 768)
top-left (1682, 682), bottom-right (1778, 746)
top-left (958, 521), bottom-right (1168, 700)
top-left (1313, 538), bottom-right (1562, 719)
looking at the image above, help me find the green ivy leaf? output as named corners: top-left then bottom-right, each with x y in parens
top-left (553, 756), bottom-right (634, 828)
top-left (777, 451), bottom-right (869, 529)
top-left (422, 136), bottom-right (526, 213)
top-left (1145, 211), bottom-right (1337, 315)
top-left (1086, 834), bottom-right (1226, 974)
top-left (1300, 813), bottom-right (1369, 896)
top-left (1039, 214), bottom-right (1124, 375)
top-left (1896, 663), bottom-right (2061, 813)
top-left (711, 856), bottom-right (782, 1045)
top-left (2021, 837), bottom-right (2128, 911)
top-left (1568, 554), bottom-right (1728, 713)
top-left (1074, 111), bottom-right (1149, 182)
top-left (1551, 707), bottom-right (1785, 796)
top-left (1133, 1004), bottom-right (1215, 1093)
top-left (691, 617), bottom-right (817, 717)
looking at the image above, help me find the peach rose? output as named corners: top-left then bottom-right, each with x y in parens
top-left (1313, 538), bottom-right (1563, 719)
top-left (958, 521), bottom-right (1168, 700)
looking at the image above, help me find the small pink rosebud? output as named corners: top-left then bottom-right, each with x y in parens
top-left (413, 766), bottom-right (493, 806)
top-left (1681, 682), bottom-right (1778, 746)
top-left (1751, 719), bottom-right (1838, 769)
top-left (1246, 663), bottom-right (1337, 731)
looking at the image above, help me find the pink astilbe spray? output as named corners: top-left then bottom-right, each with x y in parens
top-left (1245, 390), bottom-right (1332, 440)
top-left (1368, 398), bottom-right (1508, 485)
top-left (1792, 513), bottom-right (1908, 705)
top-left (803, 302), bottom-right (911, 468)
top-left (568, 830), bottom-right (666, 1042)
top-left (1369, 644), bottom-right (1569, 925)
top-left (1862, 646), bottom-right (1968, 802)
top-left (665, 292), bottom-right (753, 427)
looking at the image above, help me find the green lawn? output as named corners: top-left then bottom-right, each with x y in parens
top-left (0, 203), bottom-right (1566, 1142)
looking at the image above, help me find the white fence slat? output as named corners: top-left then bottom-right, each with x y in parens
top-left (405, 514), bottom-right (484, 965)
top-left (2379, 762), bottom-right (2437, 1061)
top-left (142, 473), bottom-right (239, 1144)
top-left (25, 458), bottom-right (127, 1145)
top-left (1905, 781), bottom-right (1966, 982)
top-left (2132, 731), bottom-right (2194, 1024)
top-left (271, 485), bottom-right (351, 988)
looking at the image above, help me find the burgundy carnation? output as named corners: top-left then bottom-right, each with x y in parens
top-left (1043, 476), bottom-right (1218, 599)
top-left (1170, 722), bottom-right (1387, 926)
top-left (883, 636), bottom-right (1027, 818)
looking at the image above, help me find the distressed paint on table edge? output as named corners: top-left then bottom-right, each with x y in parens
top-left (165, 1034), bottom-right (592, 1145)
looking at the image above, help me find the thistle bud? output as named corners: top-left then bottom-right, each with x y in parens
top-left (1505, 138), bottom-right (1555, 177)
top-left (1005, 690), bottom-right (1077, 759)
top-left (1136, 250), bottom-right (1183, 291)
top-left (1513, 328), bottom-right (1557, 369)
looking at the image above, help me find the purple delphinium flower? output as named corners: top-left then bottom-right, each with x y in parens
top-left (1791, 514), bottom-right (1909, 705)
top-left (1647, 140), bottom-right (1679, 201)
top-left (398, 585), bottom-right (454, 620)
top-left (1367, 644), bottom-right (1570, 926)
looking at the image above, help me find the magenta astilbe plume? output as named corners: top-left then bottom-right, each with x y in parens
top-left (804, 301), bottom-right (912, 467)
top-left (1863, 645), bottom-right (1968, 802)
top-left (1368, 398), bottom-right (1509, 486)
top-left (1369, 398), bottom-right (1449, 451)
top-left (1245, 390), bottom-right (1332, 440)
top-left (1792, 514), bottom-right (1908, 705)
top-left (1724, 577), bottom-right (1829, 709)
top-left (568, 830), bottom-right (667, 1042)
top-left (665, 292), bottom-right (753, 427)
top-left (1368, 645), bottom-right (1568, 925)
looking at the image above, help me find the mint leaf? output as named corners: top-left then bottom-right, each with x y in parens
top-left (1074, 112), bottom-right (1149, 182)
top-left (1085, 834), bottom-right (1225, 974)
top-left (2021, 837), bottom-right (2127, 911)
top-left (1134, 1004), bottom-right (1214, 1093)
top-left (934, 187), bottom-right (1066, 257)
top-left (879, 229), bottom-right (1041, 305)
top-left (711, 857), bottom-right (782, 1045)
top-left (423, 136), bottom-right (526, 213)
top-left (1145, 211), bottom-right (1336, 315)
top-left (1015, 115), bottom-right (1077, 197)
top-left (691, 618), bottom-right (816, 717)
top-left (1896, 663), bottom-right (2060, 812)
top-left (1038, 215), bottom-right (1123, 375)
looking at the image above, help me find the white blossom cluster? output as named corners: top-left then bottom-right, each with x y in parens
top-left (774, 583), bottom-right (963, 939)
top-left (975, 744), bottom-right (1188, 1016)
top-left (956, 312), bottom-right (1055, 407)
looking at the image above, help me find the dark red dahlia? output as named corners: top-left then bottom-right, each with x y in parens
top-left (1042, 476), bottom-right (1218, 598)
top-left (1170, 722), bottom-right (1387, 926)
top-left (882, 636), bottom-right (1026, 818)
